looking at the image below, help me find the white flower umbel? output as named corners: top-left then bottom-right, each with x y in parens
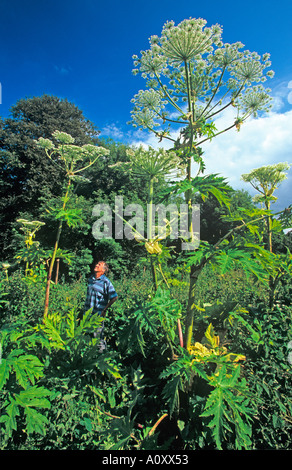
top-left (130, 16), bottom-right (275, 155)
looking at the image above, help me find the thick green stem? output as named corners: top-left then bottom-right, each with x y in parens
top-left (265, 200), bottom-right (272, 254)
top-left (43, 179), bottom-right (71, 320)
top-left (265, 198), bottom-right (274, 307)
top-left (184, 183), bottom-right (195, 347)
top-left (183, 60), bottom-right (197, 349)
top-left (150, 257), bottom-right (158, 291)
top-left (148, 177), bottom-right (158, 291)
top-left (148, 177), bottom-right (154, 240)
top-left (185, 266), bottom-right (201, 349)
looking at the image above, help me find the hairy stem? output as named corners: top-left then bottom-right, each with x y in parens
top-left (148, 177), bottom-right (158, 291)
top-left (43, 178), bottom-right (71, 320)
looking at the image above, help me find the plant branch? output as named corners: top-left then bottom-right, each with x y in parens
top-left (147, 413), bottom-right (168, 436)
top-left (198, 66), bottom-right (226, 120)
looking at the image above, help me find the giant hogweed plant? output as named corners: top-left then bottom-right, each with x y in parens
top-left (35, 131), bottom-right (109, 319)
top-left (14, 219), bottom-right (46, 279)
top-left (0, 304), bottom-right (122, 448)
top-left (122, 287), bottom-right (254, 449)
top-left (160, 323), bottom-right (254, 450)
top-left (123, 146), bottom-right (183, 291)
top-left (111, 145), bottom-right (186, 291)
top-left (130, 17), bottom-right (274, 348)
top-left (241, 162), bottom-right (291, 306)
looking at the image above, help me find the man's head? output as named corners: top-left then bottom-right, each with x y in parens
top-left (93, 260), bottom-right (109, 277)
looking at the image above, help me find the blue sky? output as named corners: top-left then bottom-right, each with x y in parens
top-left (1, 0), bottom-right (292, 209)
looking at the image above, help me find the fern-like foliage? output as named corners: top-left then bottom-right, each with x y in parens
top-left (160, 348), bottom-right (207, 415)
top-left (201, 365), bottom-right (254, 450)
top-left (35, 308), bottom-right (122, 381)
top-left (120, 287), bottom-right (182, 357)
top-left (160, 323), bottom-right (254, 449)
top-left (160, 173), bottom-right (233, 209)
top-left (0, 307), bottom-right (123, 444)
top-left (0, 322), bottom-right (51, 441)
top-left (186, 238), bottom-right (276, 283)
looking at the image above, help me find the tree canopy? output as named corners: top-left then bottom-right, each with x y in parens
top-left (0, 95), bottom-right (99, 255)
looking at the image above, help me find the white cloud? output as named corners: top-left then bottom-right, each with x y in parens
top-left (130, 130), bottom-right (180, 150)
top-left (54, 65), bottom-right (71, 75)
top-left (201, 108), bottom-right (292, 209)
top-left (128, 107), bottom-right (292, 210)
top-left (100, 123), bottom-right (125, 140)
top-left (270, 79), bottom-right (292, 112)
top-left (288, 81), bottom-right (292, 105)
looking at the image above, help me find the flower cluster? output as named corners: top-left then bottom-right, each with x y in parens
top-left (35, 131), bottom-right (109, 177)
top-left (231, 51), bottom-right (274, 85)
top-left (158, 18), bottom-right (222, 65)
top-left (130, 89), bottom-right (167, 129)
top-left (132, 49), bottom-right (167, 79)
top-left (239, 85), bottom-right (273, 116)
top-left (126, 146), bottom-right (182, 180)
top-left (130, 17), bottom-right (275, 144)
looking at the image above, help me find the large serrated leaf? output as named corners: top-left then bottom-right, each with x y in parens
top-left (0, 358), bottom-right (11, 390)
top-left (15, 385), bottom-right (51, 409)
top-left (24, 406), bottom-right (49, 436)
top-left (0, 399), bottom-right (20, 438)
top-left (13, 354), bottom-right (44, 389)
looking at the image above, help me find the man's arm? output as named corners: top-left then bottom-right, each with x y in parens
top-left (101, 296), bottom-right (118, 317)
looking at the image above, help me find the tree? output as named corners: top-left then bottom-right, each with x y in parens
top-left (0, 95), bottom-right (99, 257)
top-left (130, 17), bottom-right (274, 348)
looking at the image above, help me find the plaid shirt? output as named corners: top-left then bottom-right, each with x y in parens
top-left (84, 274), bottom-right (117, 315)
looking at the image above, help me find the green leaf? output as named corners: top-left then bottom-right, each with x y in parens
top-left (55, 208), bottom-right (83, 227)
top-left (81, 417), bottom-right (93, 432)
top-left (36, 317), bottom-right (66, 350)
top-left (97, 353), bottom-right (122, 380)
top-left (14, 386), bottom-right (51, 436)
top-left (0, 398), bottom-right (20, 438)
top-left (13, 354), bottom-right (44, 389)
top-left (161, 375), bottom-right (182, 416)
top-left (65, 308), bottom-right (76, 338)
top-left (211, 243), bottom-right (273, 283)
top-left (162, 174), bottom-right (232, 208)
top-left (201, 387), bottom-right (225, 449)
top-left (15, 385), bottom-right (51, 409)
top-left (201, 365), bottom-right (254, 449)
top-left (24, 407), bottom-right (49, 436)
top-left (0, 358), bottom-right (10, 390)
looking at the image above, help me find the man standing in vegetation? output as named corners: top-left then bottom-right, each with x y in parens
top-left (84, 260), bottom-right (118, 351)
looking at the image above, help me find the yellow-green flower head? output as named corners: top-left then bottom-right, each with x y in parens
top-left (35, 137), bottom-right (55, 150)
top-left (52, 130), bottom-right (75, 144)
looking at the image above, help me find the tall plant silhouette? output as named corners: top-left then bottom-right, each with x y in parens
top-left (35, 131), bottom-right (109, 319)
top-left (130, 17), bottom-right (274, 348)
top-left (118, 146), bottom-right (182, 290)
top-left (242, 162), bottom-right (291, 305)
top-left (241, 162), bottom-right (291, 253)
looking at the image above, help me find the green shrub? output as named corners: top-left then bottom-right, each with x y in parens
top-left (226, 303), bottom-right (292, 449)
top-left (0, 264), bottom-right (291, 450)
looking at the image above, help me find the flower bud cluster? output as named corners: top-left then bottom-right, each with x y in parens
top-left (130, 17), bottom-right (274, 136)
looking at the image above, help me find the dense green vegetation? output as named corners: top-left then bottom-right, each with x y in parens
top-left (1, 17), bottom-right (291, 450)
